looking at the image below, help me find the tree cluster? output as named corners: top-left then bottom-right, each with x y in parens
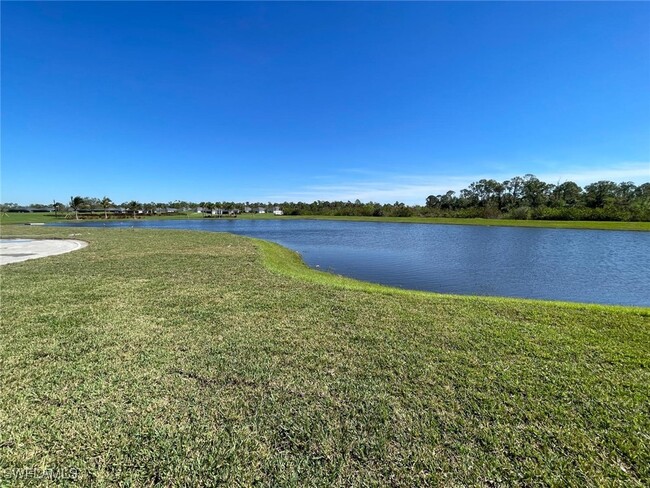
top-left (424, 175), bottom-right (650, 221)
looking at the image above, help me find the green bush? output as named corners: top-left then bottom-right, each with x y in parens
top-left (506, 207), bottom-right (531, 220)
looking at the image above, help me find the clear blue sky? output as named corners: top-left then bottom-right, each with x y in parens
top-left (2, 1), bottom-right (649, 205)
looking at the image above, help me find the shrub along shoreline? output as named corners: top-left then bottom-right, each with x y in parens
top-left (1, 225), bottom-right (648, 485)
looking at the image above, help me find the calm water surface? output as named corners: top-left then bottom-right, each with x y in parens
top-left (53, 219), bottom-right (650, 306)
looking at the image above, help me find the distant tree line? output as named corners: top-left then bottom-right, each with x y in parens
top-left (2, 175), bottom-right (649, 221)
top-left (423, 175), bottom-right (650, 221)
top-left (1, 197), bottom-right (417, 218)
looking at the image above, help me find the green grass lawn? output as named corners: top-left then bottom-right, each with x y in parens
top-left (0, 212), bottom-right (204, 225)
top-left (1, 225), bottom-right (648, 485)
top-left (239, 213), bottom-right (650, 231)
top-left (0, 213), bottom-right (68, 224)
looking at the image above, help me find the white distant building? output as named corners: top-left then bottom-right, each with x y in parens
top-left (257, 207), bottom-right (266, 214)
top-left (273, 206), bottom-right (283, 216)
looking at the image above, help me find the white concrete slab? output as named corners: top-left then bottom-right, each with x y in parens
top-left (0, 239), bottom-right (87, 265)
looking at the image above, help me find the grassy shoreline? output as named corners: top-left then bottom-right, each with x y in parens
top-left (240, 213), bottom-right (650, 231)
top-left (2, 211), bottom-right (649, 231)
top-left (1, 225), bottom-right (648, 485)
top-left (254, 238), bottom-right (648, 313)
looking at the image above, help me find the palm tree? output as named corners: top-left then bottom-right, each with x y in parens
top-left (53, 200), bottom-right (64, 218)
top-left (69, 196), bottom-right (84, 220)
top-left (100, 196), bottom-right (113, 219)
top-left (127, 200), bottom-right (141, 219)
top-left (143, 202), bottom-right (155, 216)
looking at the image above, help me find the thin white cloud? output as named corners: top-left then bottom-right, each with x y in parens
top-left (258, 161), bottom-right (650, 204)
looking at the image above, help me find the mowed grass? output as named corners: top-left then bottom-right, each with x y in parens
top-left (239, 213), bottom-right (650, 231)
top-left (0, 213), bottom-right (68, 224)
top-left (0, 226), bottom-right (648, 486)
top-left (0, 213), bottom-right (204, 225)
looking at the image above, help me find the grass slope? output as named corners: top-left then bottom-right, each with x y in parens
top-left (1, 226), bottom-right (648, 486)
top-left (239, 214), bottom-right (650, 231)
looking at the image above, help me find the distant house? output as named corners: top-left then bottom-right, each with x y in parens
top-left (196, 207), bottom-right (204, 213)
top-left (273, 206), bottom-right (283, 216)
top-left (211, 208), bottom-right (224, 216)
top-left (7, 206), bottom-right (54, 213)
top-left (244, 206), bottom-right (252, 213)
top-left (153, 207), bottom-right (176, 214)
top-left (257, 207), bottom-right (266, 214)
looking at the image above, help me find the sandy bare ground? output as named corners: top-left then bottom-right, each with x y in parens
top-left (0, 239), bottom-right (87, 265)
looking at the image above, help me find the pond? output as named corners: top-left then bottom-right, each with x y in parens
top-left (52, 219), bottom-right (650, 307)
